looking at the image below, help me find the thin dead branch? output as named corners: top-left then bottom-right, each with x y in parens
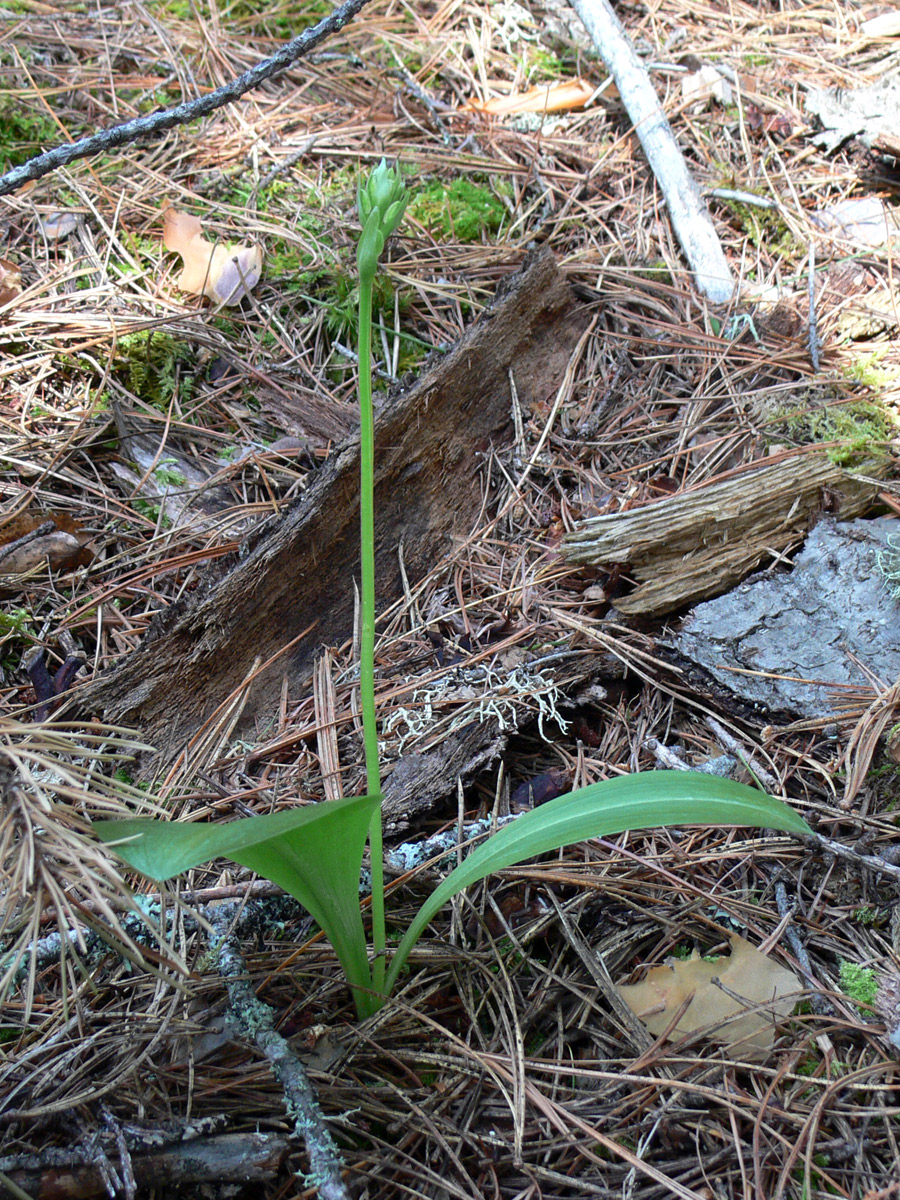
top-left (209, 905), bottom-right (351, 1200)
top-left (568, 0), bottom-right (735, 302)
top-left (0, 0), bottom-right (377, 197)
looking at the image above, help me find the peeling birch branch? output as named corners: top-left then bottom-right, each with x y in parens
top-left (568, 0), bottom-right (735, 303)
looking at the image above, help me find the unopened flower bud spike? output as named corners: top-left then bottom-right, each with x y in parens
top-left (355, 159), bottom-right (407, 996)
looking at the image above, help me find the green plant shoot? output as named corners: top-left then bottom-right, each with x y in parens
top-left (95, 161), bottom-right (812, 1021)
top-left (355, 158), bottom-right (407, 998)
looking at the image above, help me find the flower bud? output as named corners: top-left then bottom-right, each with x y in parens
top-left (357, 209), bottom-right (385, 280)
top-left (356, 159), bottom-right (407, 281)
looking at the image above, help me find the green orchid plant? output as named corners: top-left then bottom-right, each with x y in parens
top-left (95, 162), bottom-right (812, 1020)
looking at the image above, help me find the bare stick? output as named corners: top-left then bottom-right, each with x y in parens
top-left (568, 0), bottom-right (735, 303)
top-left (0, 1133), bottom-right (290, 1196)
top-left (773, 879), bottom-right (834, 1016)
top-left (807, 242), bottom-right (821, 371)
top-left (0, 0), bottom-right (375, 198)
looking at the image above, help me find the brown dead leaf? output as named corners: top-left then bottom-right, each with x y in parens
top-left (162, 205), bottom-right (263, 306)
top-left (0, 258), bottom-right (22, 307)
top-left (617, 935), bottom-right (801, 1060)
top-left (0, 511), bottom-right (94, 579)
top-left (463, 78), bottom-right (594, 115)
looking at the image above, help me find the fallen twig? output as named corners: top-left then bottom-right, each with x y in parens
top-left (0, 1132), bottom-right (290, 1198)
top-left (809, 832), bottom-right (900, 884)
top-left (773, 878), bottom-right (834, 1016)
top-left (567, 0), bottom-right (735, 302)
top-left (705, 717), bottom-right (780, 792)
top-left (0, 0), bottom-right (375, 197)
top-left (808, 242), bottom-right (821, 370)
top-left (209, 905), bottom-right (351, 1200)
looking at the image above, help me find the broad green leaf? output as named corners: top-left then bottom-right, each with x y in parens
top-left (384, 772), bottom-right (811, 993)
top-left (95, 793), bottom-right (379, 1004)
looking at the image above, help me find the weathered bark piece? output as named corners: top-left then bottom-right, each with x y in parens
top-left (806, 73), bottom-right (900, 155)
top-left (81, 248), bottom-right (589, 765)
top-left (379, 651), bottom-right (602, 836)
top-left (382, 718), bottom-right (507, 837)
top-left (670, 516), bottom-right (900, 720)
top-left (0, 1132), bottom-right (289, 1197)
top-left (563, 452), bottom-right (885, 617)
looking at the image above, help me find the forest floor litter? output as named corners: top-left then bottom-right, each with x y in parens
top-left (1, 0), bottom-right (900, 1197)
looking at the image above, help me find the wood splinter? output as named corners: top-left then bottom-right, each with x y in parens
top-left (563, 450), bottom-right (885, 617)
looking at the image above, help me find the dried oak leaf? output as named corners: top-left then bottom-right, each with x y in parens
top-left (0, 511), bottom-right (94, 579)
top-left (0, 257), bottom-right (22, 307)
top-left (162, 206), bottom-right (263, 306)
top-left (463, 78), bottom-right (594, 115)
top-left (617, 934), bottom-right (800, 1061)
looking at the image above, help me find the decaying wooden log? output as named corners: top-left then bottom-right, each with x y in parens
top-left (563, 450), bottom-right (886, 617)
top-left (80, 248), bottom-right (590, 766)
top-left (0, 1132), bottom-right (290, 1197)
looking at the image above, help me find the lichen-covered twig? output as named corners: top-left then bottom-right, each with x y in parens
top-left (209, 907), bottom-right (351, 1200)
top-left (0, 0), bottom-right (375, 198)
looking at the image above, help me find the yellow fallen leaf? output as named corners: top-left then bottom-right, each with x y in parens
top-left (463, 78), bottom-right (594, 116)
top-left (617, 934), bottom-right (800, 1061)
top-left (162, 206), bottom-right (263, 306)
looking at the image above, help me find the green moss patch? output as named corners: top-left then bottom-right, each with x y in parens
top-left (409, 177), bottom-right (507, 243)
top-left (774, 397), bottom-right (897, 466)
top-left (114, 330), bottom-right (194, 410)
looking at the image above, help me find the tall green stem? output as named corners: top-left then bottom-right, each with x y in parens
top-left (357, 275), bottom-right (386, 999)
top-left (355, 158), bottom-right (406, 1012)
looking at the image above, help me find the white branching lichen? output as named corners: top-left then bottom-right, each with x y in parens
top-left (380, 662), bottom-right (570, 754)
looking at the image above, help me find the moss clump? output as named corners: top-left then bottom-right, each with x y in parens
top-left (526, 47), bottom-right (567, 80)
top-left (409, 177), bottom-right (507, 243)
top-left (839, 960), bottom-right (878, 1008)
top-left (774, 397), bottom-right (897, 467)
top-left (0, 99), bottom-right (60, 170)
top-left (635, 260), bottom-right (675, 286)
top-left (852, 905), bottom-right (887, 928)
top-left (843, 347), bottom-right (900, 391)
top-left (115, 330), bottom-right (194, 410)
top-left (189, 0), bottom-right (330, 37)
top-left (711, 173), bottom-right (800, 262)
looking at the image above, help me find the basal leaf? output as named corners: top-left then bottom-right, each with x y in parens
top-left (384, 772), bottom-right (811, 992)
top-left (95, 794), bottom-right (379, 1003)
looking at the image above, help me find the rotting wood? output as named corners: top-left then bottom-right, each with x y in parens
top-left (383, 716), bottom-right (507, 837)
top-left (80, 247), bottom-right (590, 768)
top-left (562, 451), bottom-right (886, 617)
top-left (0, 1132), bottom-right (290, 1198)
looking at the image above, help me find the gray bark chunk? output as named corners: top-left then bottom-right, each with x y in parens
top-left (806, 73), bottom-right (900, 154)
top-left (670, 517), bottom-right (900, 719)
